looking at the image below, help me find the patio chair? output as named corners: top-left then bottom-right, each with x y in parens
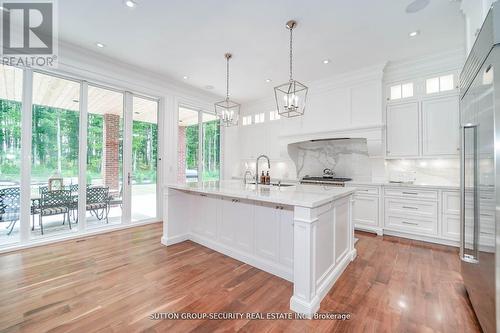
top-left (0, 187), bottom-right (20, 235)
top-left (39, 190), bottom-right (72, 235)
top-left (87, 187), bottom-right (110, 224)
top-left (108, 186), bottom-right (123, 212)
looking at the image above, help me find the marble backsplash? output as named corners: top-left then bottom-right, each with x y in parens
top-left (385, 159), bottom-right (460, 185)
top-left (287, 138), bottom-right (371, 179)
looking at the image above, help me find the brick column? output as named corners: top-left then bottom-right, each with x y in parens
top-left (103, 114), bottom-right (120, 190)
top-left (177, 126), bottom-right (186, 182)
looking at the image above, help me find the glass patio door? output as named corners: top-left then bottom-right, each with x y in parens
top-left (130, 96), bottom-right (159, 222)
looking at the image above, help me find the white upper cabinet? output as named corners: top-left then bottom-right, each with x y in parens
top-left (384, 74), bottom-right (459, 158)
top-left (386, 102), bottom-right (419, 157)
top-left (422, 96), bottom-right (460, 156)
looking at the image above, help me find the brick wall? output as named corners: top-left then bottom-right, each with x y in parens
top-left (103, 113), bottom-right (120, 190)
top-left (177, 126), bottom-right (186, 182)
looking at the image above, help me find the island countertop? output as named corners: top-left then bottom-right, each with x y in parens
top-left (166, 180), bottom-right (355, 208)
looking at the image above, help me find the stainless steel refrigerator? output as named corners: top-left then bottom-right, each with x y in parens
top-left (459, 3), bottom-right (500, 333)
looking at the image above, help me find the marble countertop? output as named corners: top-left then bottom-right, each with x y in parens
top-left (166, 180), bottom-right (355, 208)
top-left (346, 179), bottom-right (460, 190)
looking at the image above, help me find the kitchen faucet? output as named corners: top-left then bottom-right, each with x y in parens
top-left (255, 155), bottom-right (270, 185)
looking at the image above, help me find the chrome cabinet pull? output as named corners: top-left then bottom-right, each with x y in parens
top-left (402, 221), bottom-right (419, 226)
top-left (402, 192), bottom-right (418, 195)
top-left (402, 206), bottom-right (418, 210)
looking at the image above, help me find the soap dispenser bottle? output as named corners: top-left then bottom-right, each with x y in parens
top-left (260, 171), bottom-right (265, 184)
top-left (265, 171), bottom-right (271, 185)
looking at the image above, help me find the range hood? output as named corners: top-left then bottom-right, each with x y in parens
top-left (279, 124), bottom-right (384, 158)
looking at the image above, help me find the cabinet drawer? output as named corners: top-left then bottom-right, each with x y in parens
top-left (385, 198), bottom-right (437, 219)
top-left (442, 214), bottom-right (495, 241)
top-left (353, 185), bottom-right (379, 195)
top-left (385, 214), bottom-right (437, 235)
top-left (384, 187), bottom-right (438, 200)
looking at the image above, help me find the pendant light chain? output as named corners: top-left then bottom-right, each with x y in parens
top-left (226, 55), bottom-right (230, 100)
top-left (289, 26), bottom-right (293, 82)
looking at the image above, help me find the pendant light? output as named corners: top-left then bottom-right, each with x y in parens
top-left (215, 53), bottom-right (240, 126)
top-left (274, 20), bottom-right (308, 117)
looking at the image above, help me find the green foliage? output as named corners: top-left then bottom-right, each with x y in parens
top-left (0, 98), bottom-right (158, 185)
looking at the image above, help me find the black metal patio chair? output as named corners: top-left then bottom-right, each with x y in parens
top-left (38, 189), bottom-right (72, 235)
top-left (0, 187), bottom-right (20, 235)
top-left (87, 187), bottom-right (110, 224)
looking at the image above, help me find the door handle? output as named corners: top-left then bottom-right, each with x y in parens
top-left (127, 172), bottom-right (132, 185)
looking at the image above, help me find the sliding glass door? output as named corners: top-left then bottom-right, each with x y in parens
top-left (0, 64), bottom-right (23, 245)
top-left (131, 96), bottom-right (158, 222)
top-left (0, 64), bottom-right (161, 248)
top-left (87, 85), bottom-right (124, 228)
top-left (177, 106), bottom-right (220, 183)
top-left (30, 72), bottom-right (81, 239)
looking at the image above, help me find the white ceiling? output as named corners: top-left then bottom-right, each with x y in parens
top-left (57, 0), bottom-right (465, 103)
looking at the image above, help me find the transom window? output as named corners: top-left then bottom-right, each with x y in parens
top-left (390, 82), bottom-right (414, 100)
top-left (254, 113), bottom-right (265, 124)
top-left (241, 115), bottom-right (252, 126)
top-left (426, 74), bottom-right (454, 94)
top-left (269, 110), bottom-right (280, 121)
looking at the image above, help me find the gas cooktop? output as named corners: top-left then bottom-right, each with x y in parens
top-left (300, 176), bottom-right (352, 186)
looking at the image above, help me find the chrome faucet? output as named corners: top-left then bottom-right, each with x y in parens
top-left (255, 154), bottom-right (271, 185)
top-left (243, 170), bottom-right (253, 184)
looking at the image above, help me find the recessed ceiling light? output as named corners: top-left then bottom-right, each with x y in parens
top-left (124, 0), bottom-right (137, 8)
top-left (96, 42), bottom-right (105, 48)
top-left (265, 79), bottom-right (272, 83)
top-left (322, 59), bottom-right (330, 64)
top-left (409, 30), bottom-right (420, 37)
top-left (205, 85), bottom-right (214, 90)
top-left (183, 76), bottom-right (189, 80)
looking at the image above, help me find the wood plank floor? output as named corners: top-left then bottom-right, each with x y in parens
top-left (0, 223), bottom-right (481, 332)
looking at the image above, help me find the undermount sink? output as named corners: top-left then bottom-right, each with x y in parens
top-left (247, 182), bottom-right (295, 187)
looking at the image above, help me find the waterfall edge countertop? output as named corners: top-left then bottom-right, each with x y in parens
top-left (166, 180), bottom-right (355, 208)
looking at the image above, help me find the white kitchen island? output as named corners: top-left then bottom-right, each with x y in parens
top-left (162, 180), bottom-right (357, 317)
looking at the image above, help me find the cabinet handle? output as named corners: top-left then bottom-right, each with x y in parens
top-left (402, 206), bottom-right (419, 210)
top-left (480, 213), bottom-right (493, 217)
top-left (402, 192), bottom-right (418, 195)
top-left (280, 206), bottom-right (284, 210)
top-left (276, 205), bottom-right (280, 209)
top-left (402, 221), bottom-right (419, 226)
top-left (200, 194), bottom-right (207, 197)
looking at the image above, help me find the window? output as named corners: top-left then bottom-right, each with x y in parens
top-left (177, 107), bottom-right (221, 183)
top-left (87, 85), bottom-right (124, 228)
top-left (0, 64), bottom-right (23, 245)
top-left (426, 74), bottom-right (455, 94)
top-left (242, 115), bottom-right (252, 126)
top-left (31, 72), bottom-right (81, 238)
top-left (390, 82), bottom-right (414, 100)
top-left (202, 113), bottom-right (220, 181)
top-left (178, 107), bottom-right (199, 182)
top-left (131, 96), bottom-right (158, 222)
top-left (254, 113), bottom-right (265, 124)
top-left (269, 110), bottom-right (280, 121)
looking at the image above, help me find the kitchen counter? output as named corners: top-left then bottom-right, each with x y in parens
top-left (346, 179), bottom-right (460, 190)
top-left (163, 180), bottom-right (356, 317)
top-left (167, 180), bottom-right (355, 208)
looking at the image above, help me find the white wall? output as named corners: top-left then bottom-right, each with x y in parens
top-left (224, 48), bottom-right (466, 185)
top-left (461, 0), bottom-right (498, 55)
top-left (54, 41), bottom-right (221, 216)
top-left (224, 64), bottom-right (385, 180)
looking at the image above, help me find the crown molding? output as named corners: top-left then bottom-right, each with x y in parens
top-left (56, 41), bottom-right (222, 105)
top-left (383, 48), bottom-right (466, 84)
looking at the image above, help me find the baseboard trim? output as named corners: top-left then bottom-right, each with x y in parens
top-left (383, 229), bottom-right (460, 247)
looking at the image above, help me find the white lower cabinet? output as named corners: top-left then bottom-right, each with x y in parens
top-left (348, 185), bottom-right (382, 234)
top-left (220, 197), bottom-right (254, 251)
top-left (191, 194), bottom-right (217, 239)
top-left (254, 203), bottom-right (294, 268)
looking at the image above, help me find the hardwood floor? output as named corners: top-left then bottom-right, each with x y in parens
top-left (0, 223), bottom-right (481, 333)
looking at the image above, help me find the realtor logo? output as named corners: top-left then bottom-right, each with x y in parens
top-left (0, 0), bottom-right (57, 67)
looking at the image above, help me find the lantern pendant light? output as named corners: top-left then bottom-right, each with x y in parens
top-left (274, 20), bottom-right (308, 117)
top-left (215, 53), bottom-right (240, 126)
